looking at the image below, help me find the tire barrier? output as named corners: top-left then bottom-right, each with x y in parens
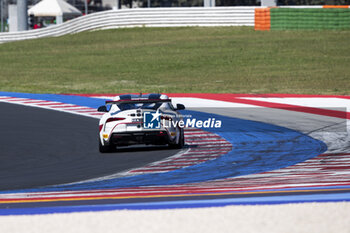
top-left (0, 7), bottom-right (255, 43)
top-left (255, 8), bottom-right (271, 31)
top-left (255, 6), bottom-right (350, 31)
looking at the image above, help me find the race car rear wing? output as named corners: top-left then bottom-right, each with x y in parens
top-left (105, 99), bottom-right (171, 105)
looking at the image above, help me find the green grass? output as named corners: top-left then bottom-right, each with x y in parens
top-left (0, 27), bottom-right (349, 94)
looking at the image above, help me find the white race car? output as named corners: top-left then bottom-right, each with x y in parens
top-left (97, 93), bottom-right (185, 153)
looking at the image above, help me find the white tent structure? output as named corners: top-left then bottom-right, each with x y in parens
top-left (28, 0), bottom-right (82, 24)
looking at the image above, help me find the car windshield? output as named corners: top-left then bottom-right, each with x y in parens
top-left (117, 102), bottom-right (163, 111)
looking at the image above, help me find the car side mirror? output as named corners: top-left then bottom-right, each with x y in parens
top-left (176, 104), bottom-right (185, 110)
top-left (97, 106), bottom-right (108, 112)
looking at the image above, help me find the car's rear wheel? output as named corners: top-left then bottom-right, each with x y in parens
top-left (169, 128), bottom-right (184, 149)
top-left (99, 139), bottom-right (116, 153)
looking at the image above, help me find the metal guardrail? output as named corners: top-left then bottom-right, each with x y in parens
top-left (0, 7), bottom-right (257, 43)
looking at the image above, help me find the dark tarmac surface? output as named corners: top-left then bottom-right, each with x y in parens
top-left (0, 102), bottom-right (177, 191)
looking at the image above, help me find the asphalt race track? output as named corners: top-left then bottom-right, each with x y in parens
top-left (0, 93), bottom-right (349, 215)
top-left (0, 102), bottom-right (178, 191)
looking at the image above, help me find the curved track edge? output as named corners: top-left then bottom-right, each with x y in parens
top-left (1, 92), bottom-right (349, 215)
